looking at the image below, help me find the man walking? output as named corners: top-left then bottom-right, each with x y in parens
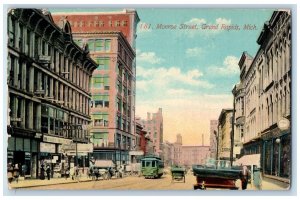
top-left (240, 165), bottom-right (250, 190)
top-left (46, 165), bottom-right (51, 180)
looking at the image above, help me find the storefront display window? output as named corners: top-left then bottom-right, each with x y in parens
top-left (8, 137), bottom-right (15, 151)
top-left (264, 140), bottom-right (272, 175)
top-left (16, 137), bottom-right (24, 151)
top-left (280, 135), bottom-right (290, 178)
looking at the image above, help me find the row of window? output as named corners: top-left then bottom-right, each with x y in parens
top-left (9, 54), bottom-right (90, 116)
top-left (9, 94), bottom-right (39, 130)
top-left (74, 39), bottom-right (111, 53)
top-left (8, 17), bottom-right (91, 92)
top-left (118, 43), bottom-right (133, 70)
top-left (117, 116), bottom-right (132, 133)
top-left (41, 105), bottom-right (88, 139)
top-left (92, 76), bottom-right (110, 89)
top-left (70, 20), bottom-right (128, 28)
top-left (116, 134), bottom-right (133, 150)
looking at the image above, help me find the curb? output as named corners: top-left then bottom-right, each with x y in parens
top-left (9, 178), bottom-right (94, 189)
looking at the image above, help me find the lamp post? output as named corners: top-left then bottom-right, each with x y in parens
top-left (214, 130), bottom-right (219, 162)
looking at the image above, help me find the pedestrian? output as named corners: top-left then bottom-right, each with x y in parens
top-left (46, 165), bottom-right (51, 180)
top-left (75, 165), bottom-right (80, 182)
top-left (40, 165), bottom-right (45, 180)
top-left (240, 165), bottom-right (250, 190)
top-left (13, 164), bottom-right (19, 183)
top-left (253, 166), bottom-right (262, 190)
top-left (94, 167), bottom-right (99, 181)
top-left (22, 163), bottom-right (27, 177)
top-left (7, 163), bottom-right (13, 184)
top-left (70, 166), bottom-right (75, 180)
top-left (65, 168), bottom-right (70, 180)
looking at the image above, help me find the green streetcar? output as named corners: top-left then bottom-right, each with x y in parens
top-left (141, 155), bottom-right (164, 179)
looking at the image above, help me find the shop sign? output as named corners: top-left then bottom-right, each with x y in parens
top-left (43, 135), bottom-right (72, 145)
top-left (10, 117), bottom-right (22, 122)
top-left (278, 118), bottom-right (290, 131)
top-left (77, 143), bottom-right (93, 152)
top-left (35, 133), bottom-right (42, 138)
top-left (64, 143), bottom-right (93, 155)
top-left (7, 151), bottom-right (14, 159)
top-left (129, 150), bottom-right (144, 156)
top-left (40, 142), bottom-right (55, 153)
top-left (25, 152), bottom-right (31, 160)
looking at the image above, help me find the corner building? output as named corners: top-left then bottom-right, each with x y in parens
top-left (52, 10), bottom-right (139, 165)
top-left (7, 9), bottom-right (97, 178)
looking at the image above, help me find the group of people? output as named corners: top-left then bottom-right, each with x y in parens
top-left (64, 165), bottom-right (80, 181)
top-left (7, 163), bottom-right (20, 183)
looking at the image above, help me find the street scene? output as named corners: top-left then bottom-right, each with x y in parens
top-left (5, 7), bottom-right (291, 191)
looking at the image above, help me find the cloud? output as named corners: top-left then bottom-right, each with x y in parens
top-left (186, 18), bottom-right (206, 25)
top-left (166, 89), bottom-right (192, 95)
top-left (136, 50), bottom-right (164, 64)
top-left (216, 18), bottom-right (231, 26)
top-left (186, 47), bottom-right (204, 57)
top-left (137, 66), bottom-right (213, 88)
top-left (208, 56), bottom-right (240, 76)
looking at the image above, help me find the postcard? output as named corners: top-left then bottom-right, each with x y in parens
top-left (5, 7), bottom-right (291, 191)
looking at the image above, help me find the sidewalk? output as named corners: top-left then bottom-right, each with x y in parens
top-left (247, 176), bottom-right (290, 190)
top-left (8, 176), bottom-right (94, 189)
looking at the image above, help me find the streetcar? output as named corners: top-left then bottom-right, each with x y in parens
top-left (141, 155), bottom-right (164, 179)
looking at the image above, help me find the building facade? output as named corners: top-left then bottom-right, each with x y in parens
top-left (170, 134), bottom-right (210, 167)
top-left (139, 108), bottom-right (164, 156)
top-left (7, 9), bottom-right (97, 178)
top-left (161, 141), bottom-right (173, 167)
top-left (233, 11), bottom-right (291, 181)
top-left (257, 11), bottom-right (291, 180)
top-left (52, 10), bottom-right (139, 166)
top-left (217, 109), bottom-right (233, 161)
top-left (209, 120), bottom-right (218, 159)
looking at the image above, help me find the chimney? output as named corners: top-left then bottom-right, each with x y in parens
top-left (202, 134), bottom-right (204, 146)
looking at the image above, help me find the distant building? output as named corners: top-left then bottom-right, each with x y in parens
top-left (7, 9), bottom-right (97, 178)
top-left (139, 108), bottom-right (164, 156)
top-left (170, 134), bottom-right (210, 167)
top-left (217, 109), bottom-right (233, 161)
top-left (161, 141), bottom-right (173, 166)
top-left (209, 120), bottom-right (218, 159)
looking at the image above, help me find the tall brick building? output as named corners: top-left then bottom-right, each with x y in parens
top-left (52, 10), bottom-right (139, 165)
top-left (138, 108), bottom-right (164, 156)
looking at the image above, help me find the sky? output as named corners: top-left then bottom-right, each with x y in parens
top-left (50, 8), bottom-right (275, 145)
top-left (134, 8), bottom-right (274, 145)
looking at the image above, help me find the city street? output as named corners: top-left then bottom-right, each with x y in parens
top-left (25, 174), bottom-right (196, 190)
top-left (8, 173), bottom-right (288, 190)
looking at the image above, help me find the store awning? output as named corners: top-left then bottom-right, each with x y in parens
top-left (234, 154), bottom-right (261, 168)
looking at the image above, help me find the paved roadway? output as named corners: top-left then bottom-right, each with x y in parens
top-left (29, 173), bottom-right (200, 190)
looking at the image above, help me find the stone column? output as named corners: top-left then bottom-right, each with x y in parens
top-left (20, 99), bottom-right (26, 128)
top-left (21, 62), bottom-right (26, 90)
top-left (36, 104), bottom-right (41, 131)
top-left (28, 101), bottom-right (33, 129)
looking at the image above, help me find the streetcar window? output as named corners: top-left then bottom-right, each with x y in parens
top-left (146, 161), bottom-right (151, 167)
top-left (142, 161), bottom-right (145, 167)
top-left (152, 161), bottom-right (156, 167)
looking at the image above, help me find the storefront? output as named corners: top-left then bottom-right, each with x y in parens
top-left (39, 135), bottom-right (72, 178)
top-left (7, 135), bottom-right (40, 178)
top-left (262, 128), bottom-right (291, 179)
